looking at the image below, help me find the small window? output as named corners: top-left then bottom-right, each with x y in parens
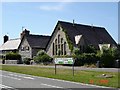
top-left (26, 46), bottom-right (29, 51)
top-left (21, 45), bottom-right (24, 51)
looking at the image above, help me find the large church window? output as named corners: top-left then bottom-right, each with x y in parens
top-left (55, 39), bottom-right (57, 55)
top-left (52, 43), bottom-right (54, 55)
top-left (64, 42), bottom-right (66, 55)
top-left (58, 34), bottom-right (60, 44)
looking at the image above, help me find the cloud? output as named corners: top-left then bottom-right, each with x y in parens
top-left (39, 3), bottom-right (68, 11)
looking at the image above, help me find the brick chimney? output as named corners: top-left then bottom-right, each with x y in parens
top-left (20, 29), bottom-right (30, 39)
top-left (4, 35), bottom-right (9, 43)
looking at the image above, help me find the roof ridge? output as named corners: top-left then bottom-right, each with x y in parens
top-left (29, 34), bottom-right (50, 37)
top-left (9, 38), bottom-right (20, 41)
top-left (58, 20), bottom-right (105, 29)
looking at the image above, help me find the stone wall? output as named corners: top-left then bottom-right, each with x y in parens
top-left (5, 60), bottom-right (18, 64)
top-left (19, 38), bottom-right (32, 59)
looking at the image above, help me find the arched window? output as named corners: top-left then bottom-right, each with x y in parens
top-left (55, 39), bottom-right (57, 55)
top-left (61, 38), bottom-right (63, 44)
top-left (58, 34), bottom-right (60, 44)
top-left (64, 42), bottom-right (66, 55)
top-left (52, 43), bottom-right (54, 55)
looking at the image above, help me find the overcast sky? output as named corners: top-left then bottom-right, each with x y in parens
top-left (1, 1), bottom-right (119, 45)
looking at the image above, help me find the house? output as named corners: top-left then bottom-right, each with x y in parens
top-left (0, 35), bottom-right (21, 55)
top-left (46, 21), bottom-right (117, 57)
top-left (18, 29), bottom-right (50, 59)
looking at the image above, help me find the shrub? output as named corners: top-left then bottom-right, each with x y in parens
top-left (74, 53), bottom-right (98, 66)
top-left (6, 52), bottom-right (21, 60)
top-left (34, 50), bottom-right (52, 65)
top-left (23, 58), bottom-right (31, 65)
top-left (100, 48), bottom-right (115, 68)
top-left (84, 45), bottom-right (97, 53)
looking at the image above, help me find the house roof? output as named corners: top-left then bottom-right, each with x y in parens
top-left (58, 21), bottom-right (117, 47)
top-left (25, 35), bottom-right (50, 49)
top-left (0, 38), bottom-right (21, 51)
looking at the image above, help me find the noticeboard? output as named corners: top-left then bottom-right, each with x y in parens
top-left (54, 58), bottom-right (74, 65)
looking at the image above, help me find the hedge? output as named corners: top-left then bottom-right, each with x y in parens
top-left (6, 52), bottom-right (21, 60)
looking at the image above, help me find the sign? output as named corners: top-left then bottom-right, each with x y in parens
top-left (54, 58), bottom-right (74, 64)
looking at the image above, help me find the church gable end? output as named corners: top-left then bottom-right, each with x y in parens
top-left (46, 23), bottom-right (71, 57)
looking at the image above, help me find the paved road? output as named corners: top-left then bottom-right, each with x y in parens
top-left (0, 70), bottom-right (118, 90)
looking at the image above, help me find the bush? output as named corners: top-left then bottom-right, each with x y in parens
top-left (74, 53), bottom-right (98, 66)
top-left (34, 50), bottom-right (52, 65)
top-left (6, 52), bottom-right (21, 60)
top-left (100, 48), bottom-right (115, 68)
top-left (84, 45), bottom-right (97, 53)
top-left (23, 58), bottom-right (31, 65)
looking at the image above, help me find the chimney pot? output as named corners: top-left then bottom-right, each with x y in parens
top-left (4, 35), bottom-right (9, 43)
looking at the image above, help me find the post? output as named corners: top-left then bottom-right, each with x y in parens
top-left (55, 64), bottom-right (56, 75)
top-left (72, 63), bottom-right (74, 76)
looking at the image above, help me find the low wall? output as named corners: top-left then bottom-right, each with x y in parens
top-left (5, 60), bottom-right (18, 64)
top-left (0, 60), bottom-right (2, 64)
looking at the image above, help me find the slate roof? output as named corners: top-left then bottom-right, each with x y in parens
top-left (58, 21), bottom-right (117, 48)
top-left (25, 35), bottom-right (50, 49)
top-left (0, 38), bottom-right (21, 51)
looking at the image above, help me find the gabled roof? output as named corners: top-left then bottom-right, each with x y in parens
top-left (25, 35), bottom-right (50, 49)
top-left (58, 21), bottom-right (117, 47)
top-left (0, 38), bottom-right (21, 51)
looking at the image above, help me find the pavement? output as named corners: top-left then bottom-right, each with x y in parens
top-left (0, 70), bottom-right (118, 90)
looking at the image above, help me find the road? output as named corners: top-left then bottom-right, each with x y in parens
top-left (0, 70), bottom-right (118, 90)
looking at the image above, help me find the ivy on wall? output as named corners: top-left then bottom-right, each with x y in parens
top-left (62, 28), bottom-right (74, 52)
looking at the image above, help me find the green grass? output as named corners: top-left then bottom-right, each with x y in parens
top-left (0, 65), bottom-right (119, 88)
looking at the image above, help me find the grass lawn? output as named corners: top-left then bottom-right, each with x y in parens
top-left (0, 65), bottom-right (119, 88)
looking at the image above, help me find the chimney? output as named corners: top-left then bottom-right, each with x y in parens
top-left (91, 24), bottom-right (93, 28)
top-left (4, 35), bottom-right (9, 43)
top-left (73, 19), bottom-right (75, 26)
top-left (20, 28), bottom-right (30, 39)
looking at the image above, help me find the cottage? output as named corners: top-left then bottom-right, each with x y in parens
top-left (0, 35), bottom-right (21, 55)
top-left (46, 21), bottom-right (117, 57)
top-left (18, 29), bottom-right (50, 59)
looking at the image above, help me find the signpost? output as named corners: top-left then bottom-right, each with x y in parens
top-left (54, 58), bottom-right (75, 76)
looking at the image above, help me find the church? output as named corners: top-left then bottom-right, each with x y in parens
top-left (46, 21), bottom-right (117, 57)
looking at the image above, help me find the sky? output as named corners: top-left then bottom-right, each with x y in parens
top-left (0, 1), bottom-right (119, 45)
